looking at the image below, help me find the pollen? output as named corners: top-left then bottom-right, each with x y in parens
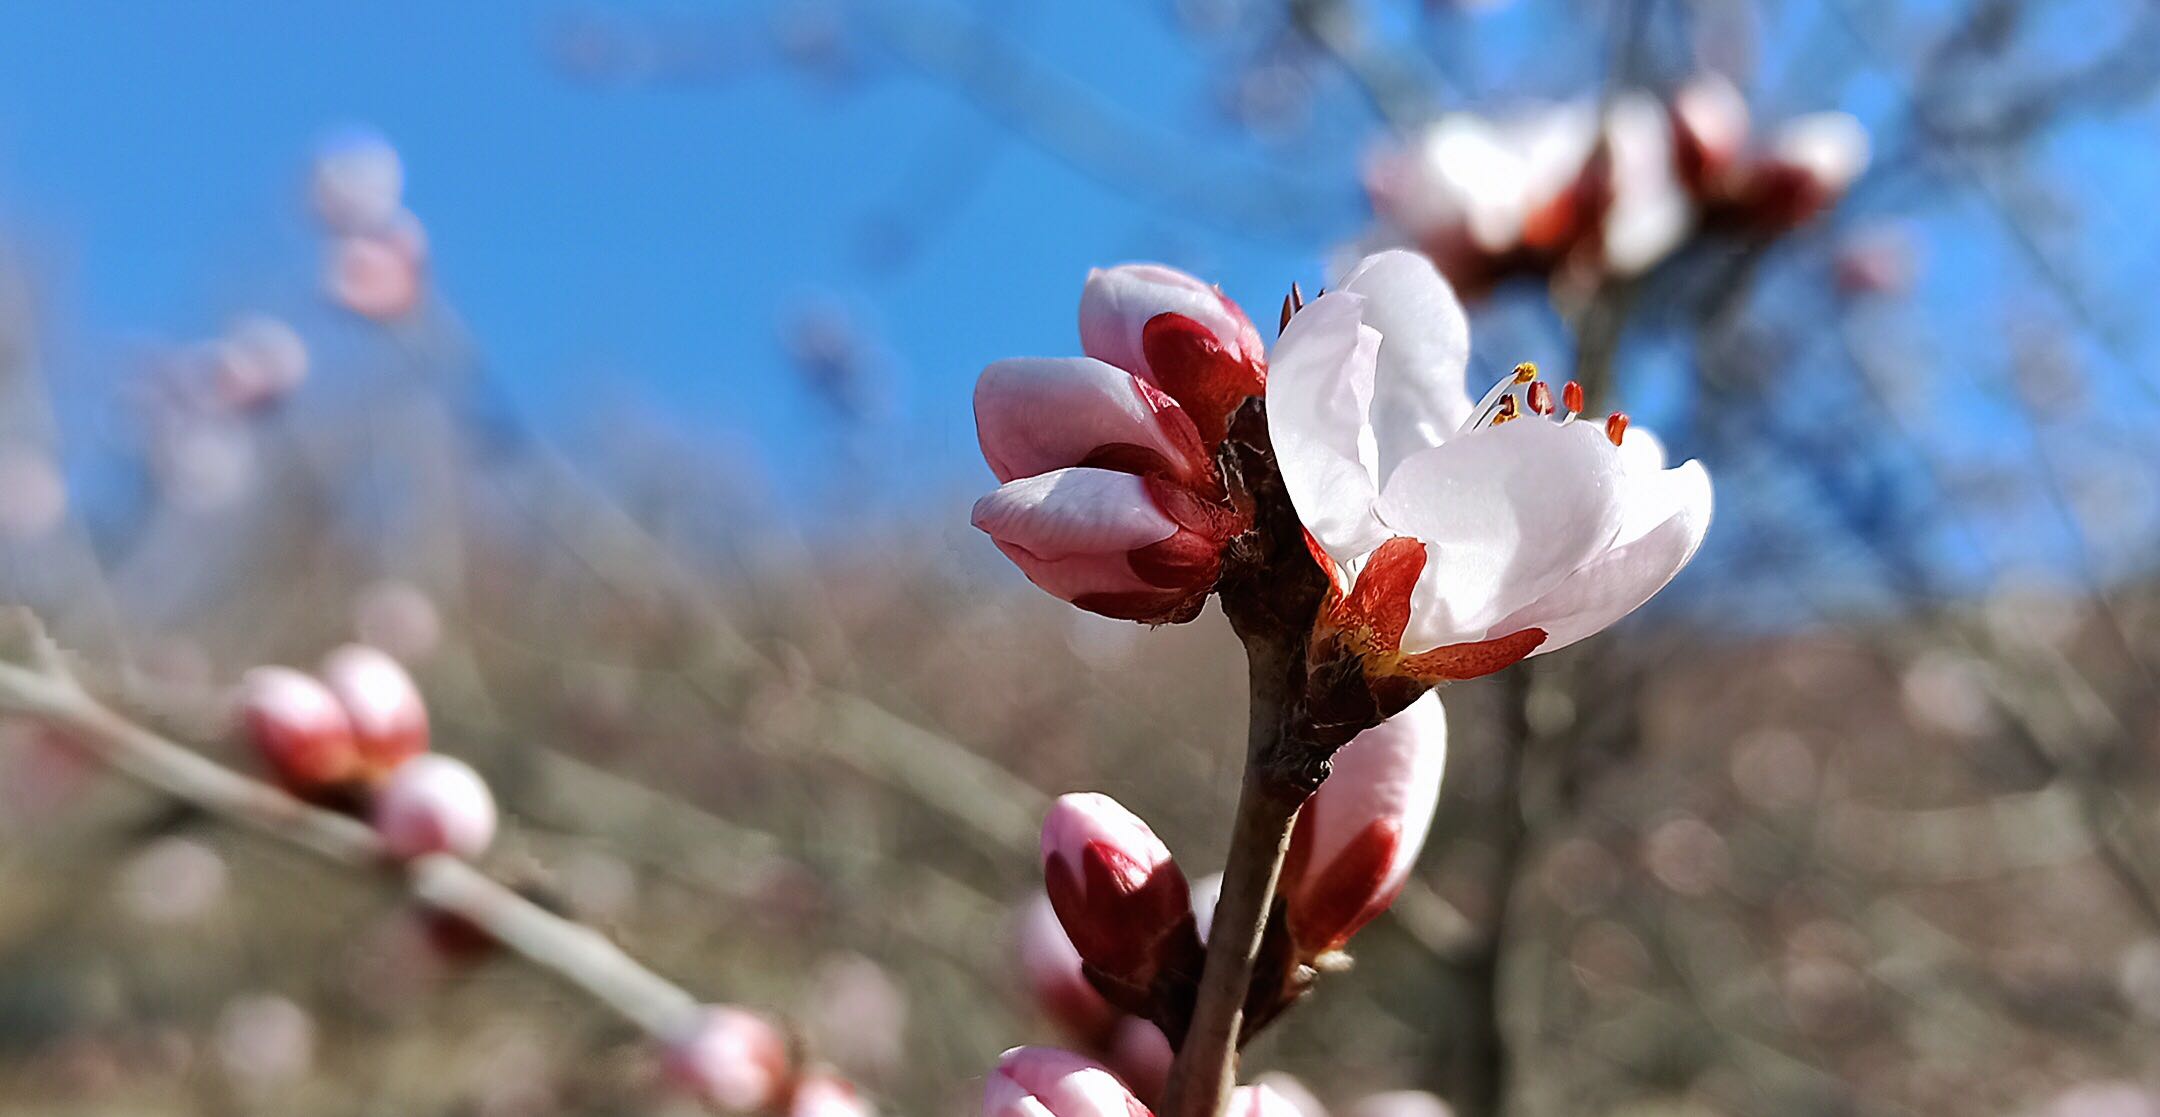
top-left (1493, 396), bottom-right (1521, 424)
top-left (1512, 361), bottom-right (1539, 384)
top-left (1604, 411), bottom-right (1629, 446)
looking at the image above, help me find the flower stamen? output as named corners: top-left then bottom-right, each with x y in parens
top-left (1604, 411), bottom-right (1629, 446)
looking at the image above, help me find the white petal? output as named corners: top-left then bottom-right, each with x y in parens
top-left (974, 357), bottom-right (1202, 483)
top-left (1339, 250), bottom-right (1474, 476)
top-left (1490, 456), bottom-right (1711, 654)
top-left (1078, 264), bottom-right (1257, 382)
top-left (1774, 112), bottom-right (1870, 194)
top-left (1374, 419), bottom-right (1627, 651)
top-left (1264, 291), bottom-right (1389, 567)
top-left (1601, 93), bottom-right (1691, 277)
top-left (971, 468), bottom-right (1176, 561)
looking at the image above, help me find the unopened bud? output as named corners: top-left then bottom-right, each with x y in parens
top-left (984, 1047), bottom-right (1151, 1117)
top-left (239, 666), bottom-right (359, 791)
top-left (372, 755), bottom-right (497, 860)
top-left (1041, 793), bottom-right (1202, 1003)
top-left (320, 644), bottom-right (428, 776)
top-left (662, 1006), bottom-right (790, 1113)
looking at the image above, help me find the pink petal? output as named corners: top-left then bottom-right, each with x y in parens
top-left (1772, 112), bottom-right (1869, 196)
top-left (985, 1047), bottom-right (1149, 1117)
top-left (1374, 419), bottom-right (1627, 651)
top-left (972, 469), bottom-right (1178, 562)
top-left (1338, 250), bottom-right (1474, 475)
top-left (1263, 291), bottom-right (1388, 570)
top-left (1079, 264), bottom-right (1260, 383)
top-left (974, 358), bottom-right (1209, 487)
top-left (1301, 691), bottom-right (1446, 899)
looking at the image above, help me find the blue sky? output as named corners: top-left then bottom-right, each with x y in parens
top-left (0, 2), bottom-right (2152, 599)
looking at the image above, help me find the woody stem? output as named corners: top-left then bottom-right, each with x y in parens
top-left (1160, 630), bottom-right (1309, 1117)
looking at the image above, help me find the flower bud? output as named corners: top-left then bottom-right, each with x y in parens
top-left (320, 644), bottom-right (429, 776)
top-left (1730, 112), bottom-right (1869, 231)
top-left (1104, 1019), bottom-right (1171, 1105)
top-left (662, 1006), bottom-right (790, 1113)
top-left (972, 468), bottom-right (1242, 625)
top-left (975, 358), bottom-right (1214, 492)
top-left (983, 1047), bottom-right (1151, 1117)
top-left (1280, 692), bottom-right (1447, 959)
top-left (1015, 892), bottom-right (1119, 1045)
top-left (1040, 793), bottom-right (1202, 1005)
top-left (1230, 1083), bottom-right (1316, 1117)
top-left (792, 1073), bottom-right (875, 1117)
top-left (1669, 74), bottom-right (1749, 195)
top-left (1079, 264), bottom-right (1266, 443)
top-left (239, 666), bottom-right (359, 791)
top-left (372, 755), bottom-right (497, 860)
top-left (310, 128), bottom-right (404, 232)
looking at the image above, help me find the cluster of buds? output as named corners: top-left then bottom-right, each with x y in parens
top-left (1363, 74), bottom-right (1868, 297)
top-left (661, 1004), bottom-right (875, 1117)
top-left (971, 266), bottom-right (1264, 624)
top-left (238, 644), bottom-right (494, 861)
top-left (1011, 695), bottom-right (1447, 1100)
top-left (309, 128), bottom-right (429, 320)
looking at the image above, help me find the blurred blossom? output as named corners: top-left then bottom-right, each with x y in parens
top-left (326, 226), bottom-right (427, 320)
top-left (806, 952), bottom-right (907, 1076)
top-left (1249, 1073), bottom-right (1327, 1117)
top-left (1898, 652), bottom-right (1999, 739)
top-left (214, 993), bottom-right (316, 1088)
top-left (2045, 1084), bottom-right (2160, 1117)
top-left (1566, 919), bottom-right (1650, 998)
top-left (0, 444), bottom-right (66, 541)
top-left (2117, 940), bottom-right (2160, 1022)
top-left (663, 1006), bottom-right (790, 1112)
top-left (321, 643), bottom-right (431, 773)
top-left (116, 836), bottom-right (229, 925)
top-left (1641, 814), bottom-right (1729, 897)
top-left (556, 847), bottom-right (638, 923)
top-left (1833, 226), bottom-right (1919, 298)
top-left (1015, 890), bottom-right (1118, 1044)
top-left (1780, 953), bottom-right (1870, 1038)
top-left (153, 418), bottom-right (256, 511)
top-left (352, 579), bottom-right (445, 662)
top-left (793, 1073), bottom-right (876, 1117)
top-left (1537, 836), bottom-right (1620, 916)
top-left (373, 754), bottom-right (497, 860)
top-left (240, 665), bottom-right (361, 792)
top-left (1344, 1092), bottom-right (1454, 1117)
top-left (213, 314), bottom-right (310, 412)
top-left (1231, 1083), bottom-right (1312, 1117)
top-left (1729, 728), bottom-right (1817, 810)
top-left (1598, 92), bottom-right (1691, 279)
top-left (1105, 1018), bottom-right (1170, 1102)
top-left (310, 127), bottom-right (404, 232)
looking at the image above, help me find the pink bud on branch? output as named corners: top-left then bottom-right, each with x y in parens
top-left (984, 1047), bottom-right (1154, 1117)
top-left (662, 1006), bottom-right (791, 1113)
top-left (373, 755), bottom-right (498, 860)
top-left (238, 666), bottom-right (360, 793)
top-left (1041, 793), bottom-right (1206, 1026)
top-left (320, 644), bottom-right (430, 778)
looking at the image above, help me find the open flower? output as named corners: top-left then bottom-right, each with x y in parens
top-left (1270, 250), bottom-right (1711, 701)
top-left (972, 265), bottom-right (1259, 624)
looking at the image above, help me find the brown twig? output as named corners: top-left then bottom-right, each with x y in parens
top-left (0, 607), bottom-right (703, 1044)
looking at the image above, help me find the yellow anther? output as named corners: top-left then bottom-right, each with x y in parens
top-left (1511, 361), bottom-right (1539, 384)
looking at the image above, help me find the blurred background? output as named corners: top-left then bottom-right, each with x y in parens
top-left (1, 1), bottom-right (2157, 1114)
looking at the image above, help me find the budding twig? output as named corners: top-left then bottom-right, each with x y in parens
top-left (0, 607), bottom-right (703, 1045)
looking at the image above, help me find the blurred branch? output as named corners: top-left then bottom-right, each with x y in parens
top-left (0, 606), bottom-right (703, 1044)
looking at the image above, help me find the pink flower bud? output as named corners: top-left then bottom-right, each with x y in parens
top-left (326, 231), bottom-right (425, 320)
top-left (310, 128), bottom-right (404, 232)
top-left (972, 468), bottom-right (1242, 624)
top-left (1729, 113), bottom-right (1869, 231)
top-left (1040, 793), bottom-right (1200, 1001)
top-left (983, 1047), bottom-right (1151, 1117)
top-left (1229, 1084), bottom-right (1315, 1117)
top-left (320, 644), bottom-right (429, 776)
top-left (1079, 264), bottom-right (1266, 443)
top-left (662, 1006), bottom-right (790, 1113)
top-left (974, 358), bottom-right (1215, 492)
top-left (372, 755), bottom-right (497, 860)
top-left (1669, 74), bottom-right (1749, 195)
top-left (239, 666), bottom-right (360, 791)
top-left (1104, 1019), bottom-right (1171, 1104)
top-left (1344, 1091), bottom-right (1454, 1117)
top-left (1280, 692), bottom-right (1447, 958)
top-left (215, 315), bottom-right (310, 412)
top-left (792, 1073), bottom-right (875, 1117)
top-left (1015, 892), bottom-right (1119, 1044)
